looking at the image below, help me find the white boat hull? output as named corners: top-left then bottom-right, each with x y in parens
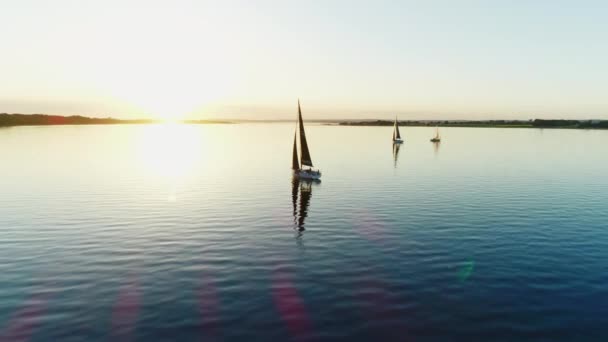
top-left (295, 169), bottom-right (322, 180)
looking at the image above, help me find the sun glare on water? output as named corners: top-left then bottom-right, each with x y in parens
top-left (136, 124), bottom-right (203, 181)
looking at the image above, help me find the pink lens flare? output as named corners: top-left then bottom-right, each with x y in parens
top-left (198, 272), bottom-right (220, 340)
top-left (272, 269), bottom-right (312, 339)
top-left (0, 292), bottom-right (52, 342)
top-left (111, 275), bottom-right (141, 342)
top-left (353, 210), bottom-right (387, 242)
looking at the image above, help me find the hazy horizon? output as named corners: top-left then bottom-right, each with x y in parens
top-left (2, 111), bottom-right (603, 123)
top-left (1, 0), bottom-right (607, 120)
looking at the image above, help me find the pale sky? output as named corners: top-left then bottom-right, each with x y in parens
top-left (1, 0), bottom-right (607, 120)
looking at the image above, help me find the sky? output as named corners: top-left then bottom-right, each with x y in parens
top-left (0, 0), bottom-right (607, 120)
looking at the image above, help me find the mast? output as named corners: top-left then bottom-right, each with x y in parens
top-left (298, 100), bottom-right (313, 167)
top-left (292, 130), bottom-right (299, 170)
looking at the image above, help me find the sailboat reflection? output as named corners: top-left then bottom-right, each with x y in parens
top-left (433, 140), bottom-right (441, 156)
top-left (392, 142), bottom-right (401, 168)
top-left (291, 177), bottom-right (317, 232)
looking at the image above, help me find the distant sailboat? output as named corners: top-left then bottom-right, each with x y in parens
top-left (392, 117), bottom-right (403, 144)
top-left (430, 127), bottom-right (441, 142)
top-left (292, 100), bottom-right (321, 180)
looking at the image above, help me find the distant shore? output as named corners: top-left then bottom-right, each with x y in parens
top-left (336, 119), bottom-right (608, 129)
top-left (1, 114), bottom-right (607, 129)
top-left (0, 114), bottom-right (231, 127)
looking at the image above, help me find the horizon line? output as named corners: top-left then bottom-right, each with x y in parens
top-left (2, 113), bottom-right (607, 123)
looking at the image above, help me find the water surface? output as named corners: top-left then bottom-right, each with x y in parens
top-left (1, 124), bottom-right (607, 341)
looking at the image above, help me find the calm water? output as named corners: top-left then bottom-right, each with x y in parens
top-left (1, 124), bottom-right (607, 341)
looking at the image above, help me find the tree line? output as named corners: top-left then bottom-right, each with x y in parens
top-left (0, 114), bottom-right (152, 126)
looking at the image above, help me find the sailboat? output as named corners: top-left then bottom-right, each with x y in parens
top-left (392, 117), bottom-right (403, 144)
top-left (430, 127), bottom-right (441, 142)
top-left (292, 100), bottom-right (322, 180)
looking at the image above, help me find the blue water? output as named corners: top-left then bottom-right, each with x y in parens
top-left (1, 124), bottom-right (607, 341)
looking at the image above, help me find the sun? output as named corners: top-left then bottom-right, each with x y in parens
top-left (120, 84), bottom-right (210, 123)
top-left (91, 51), bottom-right (237, 122)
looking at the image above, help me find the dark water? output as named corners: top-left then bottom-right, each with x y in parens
top-left (1, 124), bottom-right (607, 341)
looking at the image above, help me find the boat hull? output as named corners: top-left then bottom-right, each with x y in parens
top-left (430, 138), bottom-right (440, 142)
top-left (295, 169), bottom-right (322, 180)
top-left (393, 139), bottom-right (404, 144)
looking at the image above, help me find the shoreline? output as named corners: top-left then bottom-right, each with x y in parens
top-left (0, 114), bottom-right (232, 127)
top-left (1, 114), bottom-right (606, 129)
top-left (335, 119), bottom-right (608, 130)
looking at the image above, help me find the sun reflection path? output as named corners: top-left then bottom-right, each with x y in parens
top-left (135, 124), bottom-right (205, 202)
top-left (136, 123), bottom-right (203, 180)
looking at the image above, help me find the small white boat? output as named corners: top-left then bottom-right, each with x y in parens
top-left (430, 127), bottom-right (441, 142)
top-left (392, 117), bottom-right (403, 144)
top-left (295, 169), bottom-right (321, 180)
top-left (292, 100), bottom-right (321, 180)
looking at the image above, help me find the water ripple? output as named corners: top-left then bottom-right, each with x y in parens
top-left (0, 125), bottom-right (607, 340)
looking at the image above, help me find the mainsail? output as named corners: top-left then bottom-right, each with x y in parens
top-left (298, 100), bottom-right (313, 167)
top-left (292, 131), bottom-right (299, 170)
top-left (394, 118), bottom-right (401, 140)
